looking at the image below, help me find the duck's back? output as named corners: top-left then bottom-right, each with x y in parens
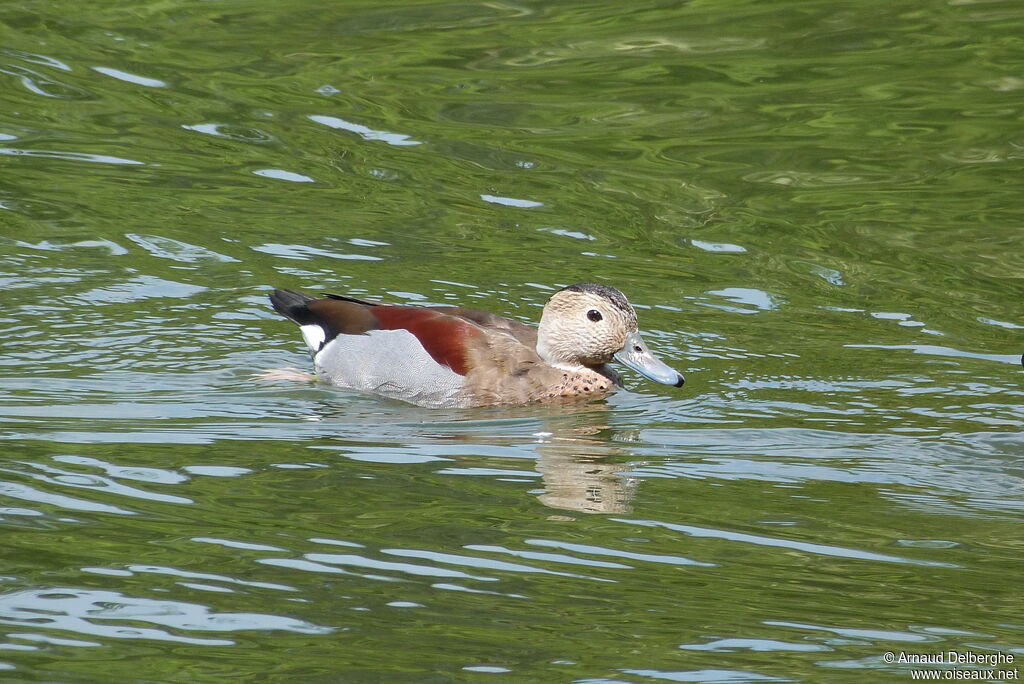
top-left (269, 289), bottom-right (545, 408)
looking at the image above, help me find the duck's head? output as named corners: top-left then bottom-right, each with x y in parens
top-left (537, 283), bottom-right (685, 387)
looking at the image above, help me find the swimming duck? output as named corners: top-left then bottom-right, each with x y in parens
top-left (269, 283), bottom-right (684, 408)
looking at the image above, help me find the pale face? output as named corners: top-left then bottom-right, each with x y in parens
top-left (537, 288), bottom-right (636, 366)
top-left (537, 284), bottom-right (684, 387)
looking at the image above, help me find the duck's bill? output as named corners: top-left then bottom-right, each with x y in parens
top-left (613, 331), bottom-right (685, 387)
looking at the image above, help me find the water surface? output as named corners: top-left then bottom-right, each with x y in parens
top-left (1, 0), bottom-right (1022, 682)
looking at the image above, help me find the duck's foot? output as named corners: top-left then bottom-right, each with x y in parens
top-left (254, 367), bottom-right (315, 383)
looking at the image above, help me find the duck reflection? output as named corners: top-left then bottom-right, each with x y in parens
top-left (401, 400), bottom-right (643, 515)
top-left (275, 386), bottom-right (645, 515)
top-left (535, 445), bottom-right (638, 515)
top-left (529, 409), bottom-right (642, 515)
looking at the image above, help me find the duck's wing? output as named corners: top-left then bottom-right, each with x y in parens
top-left (318, 292), bottom-right (539, 350)
top-left (423, 307), bottom-right (538, 348)
top-left (270, 289), bottom-right (487, 376)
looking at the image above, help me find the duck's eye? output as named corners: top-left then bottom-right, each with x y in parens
top-left (587, 309), bottom-right (603, 322)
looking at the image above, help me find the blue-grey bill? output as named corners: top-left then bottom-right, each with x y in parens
top-left (613, 331), bottom-right (685, 387)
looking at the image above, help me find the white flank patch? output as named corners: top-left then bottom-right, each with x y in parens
top-left (313, 329), bottom-right (465, 407)
top-left (299, 324), bottom-right (326, 352)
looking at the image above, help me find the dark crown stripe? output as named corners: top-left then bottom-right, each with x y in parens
top-left (560, 282), bottom-right (635, 319)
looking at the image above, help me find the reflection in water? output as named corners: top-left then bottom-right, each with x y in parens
top-left (305, 395), bottom-right (646, 515)
top-left (531, 409), bottom-right (640, 515)
top-left (535, 447), bottom-right (637, 515)
top-left (304, 393), bottom-right (644, 514)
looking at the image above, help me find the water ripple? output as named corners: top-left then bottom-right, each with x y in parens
top-left (0, 588), bottom-right (330, 645)
top-left (464, 544), bottom-right (632, 570)
top-left (525, 539), bottom-right (716, 568)
top-left (0, 148), bottom-right (145, 165)
top-left (621, 668), bottom-right (788, 682)
top-left (0, 481), bottom-right (135, 516)
top-left (309, 114), bottom-right (423, 146)
top-left (304, 553), bottom-right (497, 582)
top-left (616, 518), bottom-right (959, 568)
top-left (91, 66), bottom-right (168, 88)
top-left (6, 461), bottom-right (192, 505)
top-left (125, 234), bottom-right (238, 263)
top-left (0, 65), bottom-right (92, 100)
top-left (383, 548), bottom-right (613, 582)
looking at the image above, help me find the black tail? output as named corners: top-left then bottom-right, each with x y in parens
top-left (269, 289), bottom-right (318, 325)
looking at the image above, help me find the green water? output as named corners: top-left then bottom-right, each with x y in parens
top-left (1, 0), bottom-right (1022, 681)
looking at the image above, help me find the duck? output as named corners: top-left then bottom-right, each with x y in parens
top-left (268, 282), bottom-right (684, 408)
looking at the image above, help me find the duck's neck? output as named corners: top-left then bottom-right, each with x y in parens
top-left (538, 341), bottom-right (620, 386)
top-left (537, 336), bottom-right (605, 374)
top-left (536, 335), bottom-right (576, 371)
